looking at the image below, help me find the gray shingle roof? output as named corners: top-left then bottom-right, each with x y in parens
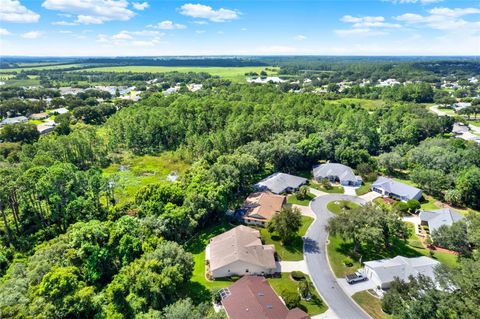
top-left (372, 176), bottom-right (422, 200)
top-left (1, 116), bottom-right (28, 125)
top-left (312, 163), bottom-right (360, 184)
top-left (254, 173), bottom-right (307, 194)
top-left (420, 208), bottom-right (464, 232)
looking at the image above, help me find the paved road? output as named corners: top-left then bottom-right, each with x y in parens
top-left (304, 194), bottom-right (370, 319)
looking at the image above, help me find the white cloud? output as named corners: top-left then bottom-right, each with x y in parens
top-left (52, 20), bottom-right (79, 25)
top-left (179, 3), bottom-right (239, 22)
top-left (0, 0), bottom-right (40, 23)
top-left (295, 34), bottom-right (307, 40)
top-left (22, 31), bottom-right (42, 39)
top-left (337, 15), bottom-right (400, 36)
top-left (132, 1), bottom-right (149, 10)
top-left (395, 6), bottom-right (480, 31)
top-left (192, 20), bottom-right (208, 25)
top-left (0, 28), bottom-right (12, 35)
top-left (42, 0), bottom-right (136, 24)
top-left (99, 29), bottom-right (163, 46)
top-left (148, 20), bottom-right (186, 30)
top-left (195, 30), bottom-right (205, 34)
top-left (59, 30), bottom-right (72, 33)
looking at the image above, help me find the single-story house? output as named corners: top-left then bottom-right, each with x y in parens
top-left (29, 112), bottom-right (49, 120)
top-left (313, 163), bottom-right (362, 186)
top-left (240, 192), bottom-right (286, 227)
top-left (49, 107), bottom-right (69, 115)
top-left (37, 123), bottom-right (55, 135)
top-left (206, 225), bottom-right (276, 279)
top-left (371, 176), bottom-right (423, 202)
top-left (254, 173), bottom-right (307, 194)
top-left (1, 116), bottom-right (28, 126)
top-left (364, 256), bottom-right (440, 289)
top-left (221, 276), bottom-right (310, 319)
top-left (419, 208), bottom-right (464, 233)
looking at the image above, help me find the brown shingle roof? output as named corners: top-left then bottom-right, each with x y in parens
top-left (222, 276), bottom-right (310, 319)
top-left (209, 225), bottom-right (276, 272)
top-left (243, 192), bottom-right (285, 221)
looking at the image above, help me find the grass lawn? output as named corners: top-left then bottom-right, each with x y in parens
top-left (268, 273), bottom-right (328, 316)
top-left (260, 216), bottom-right (314, 261)
top-left (287, 193), bottom-right (315, 206)
top-left (420, 195), bottom-right (441, 211)
top-left (326, 98), bottom-right (386, 111)
top-left (1, 78), bottom-right (41, 87)
top-left (327, 222), bottom-right (458, 278)
top-left (356, 183), bottom-right (372, 196)
top-left (309, 181), bottom-right (344, 194)
top-left (102, 152), bottom-right (190, 205)
top-left (352, 291), bottom-right (390, 319)
top-left (327, 200), bottom-right (360, 215)
top-left (77, 66), bottom-right (278, 82)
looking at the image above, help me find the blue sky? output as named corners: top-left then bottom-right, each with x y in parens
top-left (0, 0), bottom-right (479, 56)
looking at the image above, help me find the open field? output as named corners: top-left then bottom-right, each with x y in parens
top-left (102, 152), bottom-right (190, 205)
top-left (268, 272), bottom-right (328, 316)
top-left (260, 216), bottom-right (314, 261)
top-left (0, 63), bottom-right (84, 73)
top-left (77, 66), bottom-right (278, 82)
top-left (352, 291), bottom-right (390, 319)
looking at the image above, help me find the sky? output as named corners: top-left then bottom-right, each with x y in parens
top-left (0, 0), bottom-right (479, 56)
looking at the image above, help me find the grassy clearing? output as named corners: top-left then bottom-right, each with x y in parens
top-left (287, 193), bottom-right (315, 206)
top-left (268, 273), bottom-right (328, 316)
top-left (260, 216), bottom-right (314, 261)
top-left (326, 98), bottom-right (386, 111)
top-left (327, 222), bottom-right (459, 278)
top-left (352, 291), bottom-right (390, 319)
top-left (309, 181), bottom-right (344, 193)
top-left (1, 78), bottom-right (41, 87)
top-left (0, 63), bottom-right (83, 73)
top-left (76, 66), bottom-right (278, 82)
top-left (327, 200), bottom-right (360, 215)
top-left (420, 195), bottom-right (441, 211)
top-left (355, 182), bottom-right (372, 196)
top-left (102, 152), bottom-right (190, 205)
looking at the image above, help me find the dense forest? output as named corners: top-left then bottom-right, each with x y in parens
top-left (0, 59), bottom-right (479, 318)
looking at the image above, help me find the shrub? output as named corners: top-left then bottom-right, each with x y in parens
top-left (298, 280), bottom-right (312, 299)
top-left (343, 257), bottom-right (354, 267)
top-left (282, 291), bottom-right (301, 309)
top-left (406, 200), bottom-right (421, 213)
top-left (291, 271), bottom-right (305, 281)
top-left (394, 201), bottom-right (409, 213)
top-left (211, 287), bottom-right (222, 304)
top-left (320, 178), bottom-right (332, 190)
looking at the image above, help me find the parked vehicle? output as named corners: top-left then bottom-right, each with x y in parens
top-left (346, 270), bottom-right (367, 284)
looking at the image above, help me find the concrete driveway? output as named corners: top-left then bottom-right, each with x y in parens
top-left (337, 278), bottom-right (377, 296)
top-left (305, 194), bottom-right (370, 319)
top-left (291, 204), bottom-right (316, 218)
top-left (343, 186), bottom-right (358, 196)
top-left (309, 187), bottom-right (329, 197)
top-left (359, 191), bottom-right (381, 202)
top-left (276, 260), bottom-right (310, 274)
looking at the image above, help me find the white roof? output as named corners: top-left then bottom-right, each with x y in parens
top-left (364, 256), bottom-right (440, 285)
top-left (254, 172), bottom-right (307, 194)
top-left (313, 163), bottom-right (361, 183)
top-left (372, 176), bottom-right (422, 200)
top-left (420, 208), bottom-right (464, 232)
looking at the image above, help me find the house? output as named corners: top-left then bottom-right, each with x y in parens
top-left (254, 173), bottom-right (307, 194)
top-left (37, 123), bottom-right (55, 135)
top-left (0, 116), bottom-right (28, 126)
top-left (206, 225), bottom-right (276, 279)
top-left (363, 256), bottom-right (440, 289)
top-left (419, 208), bottom-right (464, 233)
top-left (29, 112), bottom-right (49, 120)
top-left (371, 176), bottom-right (423, 202)
top-left (188, 83), bottom-right (203, 92)
top-left (313, 163), bottom-right (362, 186)
top-left (49, 107), bottom-right (69, 115)
top-left (239, 192), bottom-right (286, 226)
top-left (452, 102), bottom-right (471, 112)
top-left (221, 276), bottom-right (310, 319)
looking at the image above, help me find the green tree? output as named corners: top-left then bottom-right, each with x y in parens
top-left (268, 206), bottom-right (302, 244)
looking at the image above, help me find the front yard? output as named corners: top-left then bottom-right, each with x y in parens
top-left (268, 272), bottom-right (328, 316)
top-left (287, 192), bottom-right (315, 206)
top-left (260, 216), bottom-right (314, 261)
top-left (352, 291), bottom-right (390, 319)
top-left (355, 182), bottom-right (372, 196)
top-left (309, 181), bottom-right (344, 193)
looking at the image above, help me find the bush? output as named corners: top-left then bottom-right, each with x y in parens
top-left (282, 291), bottom-right (301, 309)
top-left (394, 201), bottom-right (409, 213)
top-left (211, 287), bottom-right (222, 304)
top-left (406, 200), bottom-right (421, 213)
top-left (320, 178), bottom-right (332, 190)
top-left (291, 271), bottom-right (306, 281)
top-left (343, 257), bottom-right (354, 267)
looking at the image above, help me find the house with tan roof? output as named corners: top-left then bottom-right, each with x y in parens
top-left (206, 225), bottom-right (276, 279)
top-left (240, 192), bottom-right (286, 226)
top-left (221, 276), bottom-right (310, 319)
